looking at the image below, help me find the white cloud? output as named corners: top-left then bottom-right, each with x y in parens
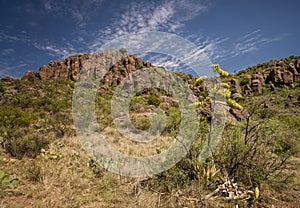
top-left (0, 62), bottom-right (27, 78)
top-left (186, 29), bottom-right (282, 66)
top-left (41, 0), bottom-right (105, 27)
top-left (230, 30), bottom-right (281, 58)
top-left (1, 48), bottom-right (15, 56)
top-left (0, 32), bottom-right (20, 42)
top-left (89, 0), bottom-right (209, 52)
top-left (33, 43), bottom-right (77, 59)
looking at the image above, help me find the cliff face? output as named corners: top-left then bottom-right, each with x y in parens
top-left (21, 52), bottom-right (151, 85)
top-left (38, 54), bottom-right (91, 81)
top-left (233, 56), bottom-right (300, 94)
top-left (21, 53), bottom-right (300, 96)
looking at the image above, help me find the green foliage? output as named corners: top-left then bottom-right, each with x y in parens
top-left (145, 161), bottom-right (194, 192)
top-left (164, 107), bottom-right (181, 135)
top-left (0, 170), bottom-right (19, 189)
top-left (239, 77), bottom-right (250, 89)
top-left (119, 48), bottom-right (127, 55)
top-left (0, 105), bottom-right (34, 130)
top-left (214, 110), bottom-right (295, 188)
top-left (147, 94), bottom-right (160, 106)
top-left (87, 158), bottom-right (105, 177)
top-left (5, 132), bottom-right (49, 159)
top-left (26, 163), bottom-right (42, 182)
top-left (130, 115), bottom-right (151, 130)
top-left (0, 80), bottom-right (4, 93)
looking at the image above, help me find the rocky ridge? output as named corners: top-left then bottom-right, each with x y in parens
top-left (17, 53), bottom-right (300, 121)
top-left (232, 56), bottom-right (300, 94)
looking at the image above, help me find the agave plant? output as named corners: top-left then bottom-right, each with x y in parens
top-left (199, 161), bottom-right (220, 187)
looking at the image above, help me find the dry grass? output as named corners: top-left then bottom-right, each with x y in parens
top-left (0, 137), bottom-right (187, 208)
top-left (1, 135), bottom-right (299, 207)
top-left (103, 127), bottom-right (174, 157)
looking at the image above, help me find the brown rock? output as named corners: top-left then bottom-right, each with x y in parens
top-left (101, 55), bottom-right (152, 87)
top-left (267, 68), bottom-right (283, 84)
top-left (21, 71), bottom-right (38, 83)
top-left (282, 70), bottom-right (293, 85)
top-left (232, 93), bottom-right (242, 99)
top-left (295, 60), bottom-right (300, 73)
top-left (229, 108), bottom-right (250, 121)
top-left (294, 74), bottom-right (300, 82)
top-left (159, 96), bottom-right (175, 109)
top-left (231, 78), bottom-right (242, 93)
top-left (251, 79), bottom-right (263, 92)
top-left (39, 54), bottom-right (90, 81)
top-left (288, 63), bottom-right (298, 74)
top-left (252, 73), bottom-right (265, 84)
top-left (1, 77), bottom-right (14, 85)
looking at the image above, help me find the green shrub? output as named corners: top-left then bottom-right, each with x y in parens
top-left (130, 115), bottom-right (151, 130)
top-left (239, 77), bottom-right (250, 89)
top-left (0, 105), bottom-right (34, 130)
top-left (5, 132), bottom-right (49, 159)
top-left (0, 170), bottom-right (19, 190)
top-left (214, 113), bottom-right (294, 188)
top-left (0, 81), bottom-right (4, 93)
top-left (148, 94), bottom-right (160, 107)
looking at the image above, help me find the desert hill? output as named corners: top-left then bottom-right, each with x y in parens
top-left (0, 52), bottom-right (299, 207)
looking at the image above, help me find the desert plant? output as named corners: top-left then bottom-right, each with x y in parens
top-left (213, 99), bottom-right (295, 188)
top-left (0, 170), bottom-right (19, 189)
top-left (5, 132), bottom-right (49, 159)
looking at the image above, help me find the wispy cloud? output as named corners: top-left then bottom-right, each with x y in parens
top-left (41, 0), bottom-right (105, 27)
top-left (90, 0), bottom-right (209, 51)
top-left (186, 29), bottom-right (282, 65)
top-left (0, 32), bottom-right (21, 42)
top-left (33, 42), bottom-right (77, 59)
top-left (230, 30), bottom-right (281, 58)
top-left (0, 62), bottom-right (28, 78)
top-left (1, 48), bottom-right (15, 56)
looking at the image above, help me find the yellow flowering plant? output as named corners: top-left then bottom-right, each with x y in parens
top-left (195, 64), bottom-right (243, 110)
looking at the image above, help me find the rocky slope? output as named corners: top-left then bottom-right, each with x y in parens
top-left (234, 55), bottom-right (300, 94)
top-left (1, 53), bottom-right (300, 208)
top-left (21, 53), bottom-right (300, 94)
top-left (18, 53), bottom-right (300, 121)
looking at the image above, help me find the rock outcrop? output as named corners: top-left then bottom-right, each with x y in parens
top-left (231, 78), bottom-right (242, 93)
top-left (237, 56), bottom-right (300, 93)
top-left (21, 71), bottom-right (38, 83)
top-left (38, 54), bottom-right (91, 81)
top-left (101, 55), bottom-right (151, 87)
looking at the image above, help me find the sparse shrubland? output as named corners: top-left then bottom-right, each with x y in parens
top-left (0, 56), bottom-right (299, 207)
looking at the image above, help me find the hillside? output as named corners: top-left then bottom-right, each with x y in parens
top-left (0, 52), bottom-right (299, 207)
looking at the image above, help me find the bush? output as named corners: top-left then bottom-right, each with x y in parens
top-left (213, 109), bottom-right (294, 188)
top-left (4, 131), bottom-right (49, 159)
top-left (0, 81), bottom-right (4, 93)
top-left (0, 105), bottom-right (34, 131)
top-left (148, 94), bottom-right (160, 107)
top-left (239, 77), bottom-right (250, 89)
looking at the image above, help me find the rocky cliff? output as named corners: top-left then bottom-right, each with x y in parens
top-left (232, 56), bottom-right (300, 94)
top-left (21, 52), bottom-right (152, 86)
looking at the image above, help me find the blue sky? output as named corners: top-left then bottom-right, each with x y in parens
top-left (0, 0), bottom-right (299, 78)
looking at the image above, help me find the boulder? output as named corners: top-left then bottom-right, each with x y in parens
top-left (232, 93), bottom-right (243, 99)
top-left (282, 70), bottom-right (293, 86)
top-left (21, 71), bottom-right (38, 83)
top-left (266, 68), bottom-right (283, 85)
top-left (231, 78), bottom-right (242, 93)
top-left (229, 108), bottom-right (250, 121)
top-left (251, 79), bottom-right (263, 92)
top-left (39, 54), bottom-right (91, 81)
